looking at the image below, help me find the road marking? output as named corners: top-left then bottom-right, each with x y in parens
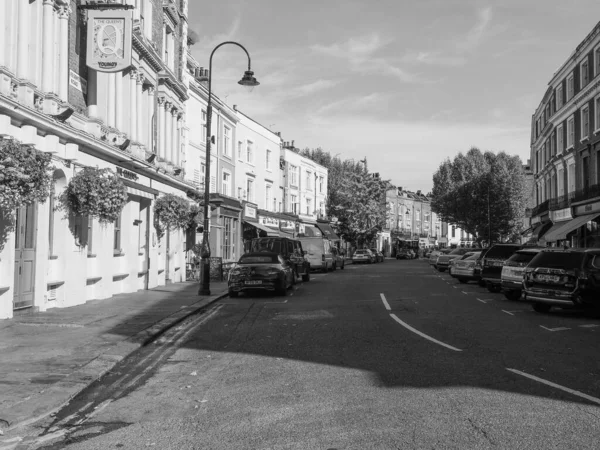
top-left (462, 291), bottom-right (469, 295)
top-left (540, 325), bottom-right (571, 332)
top-left (502, 310), bottom-right (514, 315)
top-left (380, 293), bottom-right (391, 311)
top-left (506, 368), bottom-right (600, 405)
top-left (579, 324), bottom-right (600, 328)
top-left (477, 298), bottom-right (490, 303)
top-left (389, 313), bottom-right (462, 352)
top-left (265, 299), bottom-right (289, 304)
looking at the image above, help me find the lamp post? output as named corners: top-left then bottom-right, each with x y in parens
top-left (197, 41), bottom-right (259, 296)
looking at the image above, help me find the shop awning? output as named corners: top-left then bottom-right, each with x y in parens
top-left (244, 221), bottom-right (280, 237)
top-left (315, 222), bottom-right (340, 240)
top-left (544, 213), bottom-right (600, 242)
top-left (527, 221), bottom-right (553, 243)
top-left (539, 221), bottom-right (569, 243)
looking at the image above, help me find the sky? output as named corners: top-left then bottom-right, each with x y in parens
top-left (188, 0), bottom-right (600, 194)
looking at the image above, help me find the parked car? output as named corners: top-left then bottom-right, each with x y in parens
top-left (352, 249), bottom-right (374, 264)
top-left (500, 247), bottom-right (544, 301)
top-left (473, 248), bottom-right (490, 286)
top-left (430, 248), bottom-right (450, 266)
top-left (523, 248), bottom-right (600, 313)
top-left (435, 248), bottom-right (471, 272)
top-left (450, 251), bottom-right (481, 283)
top-left (228, 252), bottom-right (295, 297)
top-left (396, 248), bottom-right (417, 260)
top-left (331, 246), bottom-right (345, 270)
top-left (370, 248), bottom-right (384, 263)
top-left (481, 244), bottom-right (523, 292)
top-left (247, 236), bottom-right (311, 281)
top-left (297, 237), bottom-right (335, 272)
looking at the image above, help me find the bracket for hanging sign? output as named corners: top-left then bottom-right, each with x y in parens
top-left (78, 1), bottom-right (135, 11)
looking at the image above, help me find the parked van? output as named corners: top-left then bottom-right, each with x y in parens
top-left (297, 237), bottom-right (334, 272)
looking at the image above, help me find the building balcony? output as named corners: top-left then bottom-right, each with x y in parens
top-left (548, 192), bottom-right (575, 211)
top-left (531, 199), bottom-right (549, 217)
top-left (572, 183), bottom-right (600, 204)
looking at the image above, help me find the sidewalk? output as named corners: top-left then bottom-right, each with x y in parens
top-left (0, 280), bottom-right (229, 437)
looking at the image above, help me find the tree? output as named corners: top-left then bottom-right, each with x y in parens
top-left (299, 148), bottom-right (393, 247)
top-left (431, 147), bottom-right (527, 245)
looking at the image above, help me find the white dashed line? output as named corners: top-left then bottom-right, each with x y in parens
top-left (506, 368), bottom-right (600, 405)
top-left (380, 293), bottom-right (391, 311)
top-left (540, 325), bottom-right (571, 332)
top-left (502, 310), bottom-right (514, 315)
top-left (389, 313), bottom-right (462, 352)
top-left (476, 298), bottom-right (490, 303)
top-left (579, 324), bottom-right (600, 328)
top-left (462, 291), bottom-right (469, 295)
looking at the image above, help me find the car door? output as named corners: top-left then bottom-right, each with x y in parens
top-left (586, 253), bottom-right (600, 292)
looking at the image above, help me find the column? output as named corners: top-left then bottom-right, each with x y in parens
top-left (129, 69), bottom-right (138, 140)
top-left (115, 72), bottom-right (124, 131)
top-left (57, 5), bottom-right (70, 101)
top-left (107, 73), bottom-right (116, 127)
top-left (147, 87), bottom-right (155, 151)
top-left (136, 73), bottom-right (144, 143)
top-left (165, 102), bottom-right (172, 162)
top-left (87, 70), bottom-right (98, 118)
top-left (42, 1), bottom-right (55, 92)
top-left (176, 113), bottom-right (183, 167)
top-left (17, 0), bottom-right (30, 79)
top-left (157, 96), bottom-right (165, 159)
top-left (0, 1), bottom-right (6, 67)
top-left (170, 108), bottom-right (177, 164)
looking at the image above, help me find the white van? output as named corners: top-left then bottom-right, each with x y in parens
top-left (297, 237), bottom-right (334, 272)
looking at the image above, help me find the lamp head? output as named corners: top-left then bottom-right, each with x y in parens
top-left (238, 70), bottom-right (259, 92)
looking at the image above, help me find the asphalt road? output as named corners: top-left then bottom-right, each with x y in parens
top-left (28, 259), bottom-right (600, 449)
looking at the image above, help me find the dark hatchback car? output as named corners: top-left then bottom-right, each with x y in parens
top-left (480, 244), bottom-right (523, 292)
top-left (228, 252), bottom-right (295, 297)
top-left (523, 248), bottom-right (600, 313)
top-left (247, 237), bottom-right (311, 282)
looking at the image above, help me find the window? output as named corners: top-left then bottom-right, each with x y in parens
top-left (306, 198), bottom-right (312, 215)
top-left (279, 187), bottom-right (284, 212)
top-left (201, 110), bottom-right (207, 142)
top-left (567, 116), bottom-right (574, 149)
top-left (451, 226), bottom-right (456, 238)
top-left (223, 125), bottom-right (231, 157)
top-left (193, 169), bottom-right (200, 187)
top-left (266, 149), bottom-right (271, 170)
top-left (211, 175), bottom-right (216, 193)
top-left (596, 96), bottom-right (600, 132)
top-left (163, 26), bottom-right (175, 72)
top-left (291, 194), bottom-right (297, 214)
top-left (48, 183), bottom-right (55, 256)
top-left (246, 140), bottom-right (254, 164)
top-left (265, 184), bottom-right (272, 211)
top-left (319, 201), bottom-right (324, 216)
top-left (558, 168), bottom-right (564, 196)
top-left (568, 163), bottom-right (575, 193)
top-left (557, 124), bottom-right (564, 155)
top-left (222, 171), bottom-right (230, 196)
top-left (306, 171), bottom-right (312, 190)
top-left (583, 156), bottom-right (590, 190)
top-left (237, 141), bottom-right (243, 159)
top-left (319, 176), bottom-right (324, 193)
top-left (246, 178), bottom-right (254, 202)
top-left (581, 59), bottom-right (589, 88)
top-left (114, 212), bottom-right (122, 253)
top-left (87, 216), bottom-right (94, 256)
top-left (567, 74), bottom-right (574, 101)
top-left (238, 187), bottom-right (243, 200)
top-left (556, 85), bottom-right (563, 109)
top-left (596, 47), bottom-right (600, 77)
top-left (582, 106), bottom-right (590, 140)
top-left (289, 164), bottom-right (298, 186)
top-left (223, 217), bottom-right (233, 260)
top-left (550, 130), bottom-right (556, 157)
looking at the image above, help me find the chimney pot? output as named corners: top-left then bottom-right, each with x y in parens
top-left (233, 105), bottom-right (237, 111)
top-left (291, 140), bottom-right (295, 147)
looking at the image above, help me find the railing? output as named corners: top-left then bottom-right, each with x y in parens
top-left (572, 183), bottom-right (600, 203)
top-left (548, 192), bottom-right (575, 211)
top-left (531, 199), bottom-right (549, 217)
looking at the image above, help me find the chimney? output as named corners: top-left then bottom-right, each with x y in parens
top-left (291, 140), bottom-right (295, 148)
top-left (275, 132), bottom-right (281, 137)
top-left (233, 105), bottom-right (237, 111)
top-left (417, 190), bottom-right (421, 195)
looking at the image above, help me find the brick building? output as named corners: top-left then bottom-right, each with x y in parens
top-left (529, 21), bottom-right (600, 248)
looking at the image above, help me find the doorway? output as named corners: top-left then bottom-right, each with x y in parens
top-left (14, 203), bottom-right (37, 311)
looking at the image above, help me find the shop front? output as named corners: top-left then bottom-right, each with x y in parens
top-left (564, 200), bottom-right (600, 248)
top-left (543, 207), bottom-right (574, 247)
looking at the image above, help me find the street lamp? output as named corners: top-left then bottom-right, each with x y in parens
top-left (197, 41), bottom-right (259, 296)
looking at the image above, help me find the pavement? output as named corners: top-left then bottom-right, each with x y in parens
top-left (0, 280), bottom-right (229, 438)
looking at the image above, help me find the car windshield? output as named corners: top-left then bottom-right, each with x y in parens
top-left (355, 250), bottom-right (367, 254)
top-left (485, 245), bottom-right (521, 259)
top-left (249, 238), bottom-right (282, 254)
top-left (239, 255), bottom-right (279, 264)
top-left (449, 248), bottom-right (467, 255)
top-left (507, 251), bottom-right (541, 265)
top-left (528, 251), bottom-right (585, 270)
top-left (465, 252), bottom-right (481, 260)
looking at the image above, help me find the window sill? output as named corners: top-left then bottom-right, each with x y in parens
top-left (112, 273), bottom-right (130, 280)
top-left (47, 280), bottom-right (65, 287)
top-left (581, 137), bottom-right (589, 143)
top-left (87, 253), bottom-right (97, 258)
top-left (566, 145), bottom-right (574, 152)
top-left (86, 276), bottom-right (102, 283)
top-left (48, 255), bottom-right (58, 260)
top-left (594, 129), bottom-right (600, 135)
top-left (113, 251), bottom-right (125, 257)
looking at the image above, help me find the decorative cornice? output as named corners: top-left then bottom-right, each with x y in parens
top-left (132, 34), bottom-right (163, 74)
top-left (163, 4), bottom-right (180, 27)
top-left (157, 71), bottom-right (188, 103)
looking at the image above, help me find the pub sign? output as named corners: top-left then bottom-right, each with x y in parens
top-left (86, 10), bottom-right (133, 73)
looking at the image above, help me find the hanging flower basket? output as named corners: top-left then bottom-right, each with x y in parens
top-left (0, 138), bottom-right (53, 211)
top-left (154, 194), bottom-right (191, 237)
top-left (59, 167), bottom-right (127, 224)
top-left (186, 204), bottom-right (203, 230)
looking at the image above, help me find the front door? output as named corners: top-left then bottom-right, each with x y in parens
top-left (13, 203), bottom-right (37, 311)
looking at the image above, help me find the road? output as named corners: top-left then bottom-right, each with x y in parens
top-left (22, 259), bottom-right (600, 449)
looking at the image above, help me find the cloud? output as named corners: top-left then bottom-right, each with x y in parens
top-left (196, 17), bottom-right (242, 52)
top-left (456, 6), bottom-right (493, 53)
top-left (406, 51), bottom-right (468, 67)
top-left (313, 93), bottom-right (388, 118)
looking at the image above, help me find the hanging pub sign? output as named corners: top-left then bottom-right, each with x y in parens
top-left (86, 10), bottom-right (133, 73)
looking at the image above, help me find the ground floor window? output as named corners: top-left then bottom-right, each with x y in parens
top-left (223, 216), bottom-right (238, 261)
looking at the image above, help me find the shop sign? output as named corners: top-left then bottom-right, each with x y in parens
top-left (574, 200), bottom-right (600, 216)
top-left (86, 10), bottom-right (133, 73)
top-left (550, 208), bottom-right (572, 222)
top-left (243, 203), bottom-right (257, 219)
top-left (116, 167), bottom-right (138, 181)
top-left (259, 215), bottom-right (279, 229)
top-left (69, 70), bottom-right (87, 94)
top-left (280, 219), bottom-right (295, 232)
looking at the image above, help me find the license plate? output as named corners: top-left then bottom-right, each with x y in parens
top-left (245, 280), bottom-right (262, 285)
top-left (536, 274), bottom-right (560, 283)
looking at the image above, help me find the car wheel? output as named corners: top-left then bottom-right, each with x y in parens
top-left (341, 261), bottom-right (345, 270)
top-left (458, 278), bottom-right (468, 284)
top-left (332, 262), bottom-right (337, 271)
top-left (291, 271), bottom-right (297, 286)
top-left (276, 280), bottom-right (287, 296)
top-left (533, 303), bottom-right (551, 313)
top-left (437, 268), bottom-right (445, 272)
top-left (487, 284), bottom-right (501, 293)
top-left (504, 290), bottom-right (521, 301)
top-left (477, 279), bottom-right (486, 287)
top-left (302, 271), bottom-right (310, 282)
top-left (228, 290), bottom-right (239, 298)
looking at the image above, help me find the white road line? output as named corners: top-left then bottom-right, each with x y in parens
top-left (462, 291), bottom-right (469, 295)
top-left (502, 310), bottom-right (514, 315)
top-left (540, 325), bottom-right (571, 332)
top-left (380, 293), bottom-right (391, 311)
top-left (506, 368), bottom-right (600, 405)
top-left (389, 313), bottom-right (462, 352)
top-left (476, 298), bottom-right (490, 303)
top-left (579, 324), bottom-right (600, 328)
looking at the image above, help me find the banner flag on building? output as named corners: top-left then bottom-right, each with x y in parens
top-left (86, 9), bottom-right (133, 73)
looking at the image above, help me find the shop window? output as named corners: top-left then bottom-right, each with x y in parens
top-left (87, 216), bottom-right (94, 256)
top-left (114, 213), bottom-right (122, 254)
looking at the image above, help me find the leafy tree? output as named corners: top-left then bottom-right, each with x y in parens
top-left (431, 147), bottom-right (527, 245)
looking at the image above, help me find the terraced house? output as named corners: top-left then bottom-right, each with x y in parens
top-left (529, 21), bottom-right (600, 248)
